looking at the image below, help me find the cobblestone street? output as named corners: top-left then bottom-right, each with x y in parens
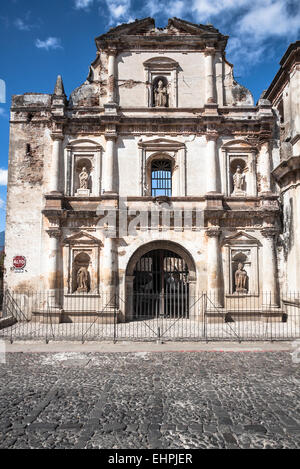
top-left (0, 350), bottom-right (299, 449)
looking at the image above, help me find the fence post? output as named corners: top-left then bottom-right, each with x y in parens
top-left (113, 294), bottom-right (117, 344)
top-left (203, 292), bottom-right (208, 342)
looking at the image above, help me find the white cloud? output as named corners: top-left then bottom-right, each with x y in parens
top-left (14, 11), bottom-right (40, 31)
top-left (104, 0), bottom-right (131, 24)
top-left (191, 0), bottom-right (251, 21)
top-left (238, 1), bottom-right (300, 39)
top-left (14, 18), bottom-right (31, 31)
top-left (144, 0), bottom-right (161, 17)
top-left (168, 1), bottom-right (185, 17)
top-left (35, 37), bottom-right (63, 51)
top-left (74, 0), bottom-right (94, 9)
top-left (0, 169), bottom-right (8, 186)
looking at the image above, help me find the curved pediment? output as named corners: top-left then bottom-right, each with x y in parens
top-left (138, 138), bottom-right (185, 150)
top-left (66, 139), bottom-right (102, 150)
top-left (143, 57), bottom-right (179, 70)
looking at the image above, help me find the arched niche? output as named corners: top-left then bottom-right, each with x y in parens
top-left (222, 231), bottom-right (261, 296)
top-left (65, 139), bottom-right (102, 196)
top-left (72, 252), bottom-right (91, 293)
top-left (74, 158), bottom-right (93, 193)
top-left (221, 139), bottom-right (257, 197)
top-left (152, 76), bottom-right (169, 108)
top-left (143, 57), bottom-right (179, 108)
top-left (231, 251), bottom-right (250, 294)
top-left (229, 157), bottom-right (247, 195)
top-left (63, 231), bottom-right (103, 296)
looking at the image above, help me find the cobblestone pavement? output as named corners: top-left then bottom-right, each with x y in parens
top-left (0, 351), bottom-right (299, 449)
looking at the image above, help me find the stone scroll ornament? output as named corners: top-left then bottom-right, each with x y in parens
top-left (79, 167), bottom-right (89, 189)
top-left (234, 262), bottom-right (248, 294)
top-left (77, 266), bottom-right (88, 293)
top-left (154, 80), bottom-right (168, 107)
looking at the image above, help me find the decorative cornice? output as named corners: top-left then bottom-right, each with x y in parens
top-left (46, 228), bottom-right (62, 239)
top-left (272, 155), bottom-right (300, 185)
top-left (51, 133), bottom-right (64, 141)
top-left (205, 227), bottom-right (221, 237)
top-left (261, 227), bottom-right (278, 239)
top-left (205, 131), bottom-right (219, 141)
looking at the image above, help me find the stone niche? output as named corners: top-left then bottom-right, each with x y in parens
top-left (65, 139), bottom-right (102, 196)
top-left (222, 231), bottom-right (261, 297)
top-left (143, 57), bottom-right (179, 108)
top-left (221, 140), bottom-right (257, 197)
top-left (62, 231), bottom-right (103, 296)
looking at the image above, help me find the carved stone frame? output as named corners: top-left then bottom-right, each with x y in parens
top-left (143, 57), bottom-right (179, 108)
top-left (222, 231), bottom-right (261, 296)
top-left (138, 138), bottom-right (186, 196)
top-left (62, 231), bottom-right (103, 296)
top-left (221, 140), bottom-right (257, 197)
top-left (65, 139), bottom-right (102, 196)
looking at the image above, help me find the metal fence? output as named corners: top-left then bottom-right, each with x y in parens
top-left (0, 290), bottom-right (299, 343)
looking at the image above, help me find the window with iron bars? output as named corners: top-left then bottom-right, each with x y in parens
top-left (151, 160), bottom-right (172, 197)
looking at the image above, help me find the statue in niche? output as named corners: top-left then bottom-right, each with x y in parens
top-left (232, 165), bottom-right (245, 194)
top-left (76, 266), bottom-right (88, 293)
top-left (234, 262), bottom-right (248, 294)
top-left (154, 80), bottom-right (168, 107)
top-left (79, 167), bottom-right (89, 189)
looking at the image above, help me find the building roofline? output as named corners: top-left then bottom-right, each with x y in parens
top-left (265, 40), bottom-right (300, 103)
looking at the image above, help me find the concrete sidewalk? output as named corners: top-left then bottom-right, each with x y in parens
top-left (3, 340), bottom-right (294, 353)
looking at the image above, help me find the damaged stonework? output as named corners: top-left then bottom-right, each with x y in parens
top-left (4, 17), bottom-right (298, 324)
top-left (231, 81), bottom-right (254, 106)
top-left (69, 82), bottom-right (101, 108)
top-left (118, 79), bottom-right (144, 89)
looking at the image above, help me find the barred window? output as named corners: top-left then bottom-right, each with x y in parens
top-left (151, 160), bottom-right (172, 197)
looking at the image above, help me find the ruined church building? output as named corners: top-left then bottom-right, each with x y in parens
top-left (4, 18), bottom-right (300, 322)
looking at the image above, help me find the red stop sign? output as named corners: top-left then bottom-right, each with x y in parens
top-left (13, 256), bottom-right (26, 269)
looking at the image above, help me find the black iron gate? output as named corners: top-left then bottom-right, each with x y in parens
top-left (133, 249), bottom-right (189, 318)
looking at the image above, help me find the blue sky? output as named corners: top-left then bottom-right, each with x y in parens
top-left (0, 0), bottom-right (299, 231)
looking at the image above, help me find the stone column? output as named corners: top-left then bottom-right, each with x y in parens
top-left (46, 228), bottom-right (62, 320)
top-left (206, 132), bottom-right (219, 193)
top-left (204, 47), bottom-right (215, 104)
top-left (107, 49), bottom-right (117, 104)
top-left (206, 227), bottom-right (223, 307)
top-left (102, 235), bottom-right (118, 310)
top-left (103, 135), bottom-right (117, 194)
top-left (259, 142), bottom-right (272, 193)
top-left (261, 228), bottom-right (278, 306)
top-left (125, 275), bottom-right (135, 321)
top-left (49, 135), bottom-right (63, 193)
top-left (249, 150), bottom-right (258, 196)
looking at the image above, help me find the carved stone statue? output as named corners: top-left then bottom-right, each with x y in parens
top-left (79, 167), bottom-right (89, 189)
top-left (234, 262), bottom-right (248, 293)
top-left (154, 80), bottom-right (168, 107)
top-left (232, 165), bottom-right (245, 194)
top-left (77, 266), bottom-right (88, 293)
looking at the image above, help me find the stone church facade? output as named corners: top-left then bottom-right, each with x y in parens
top-left (4, 18), bottom-right (300, 322)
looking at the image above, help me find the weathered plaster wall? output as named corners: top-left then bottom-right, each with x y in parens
top-left (4, 98), bottom-right (52, 291)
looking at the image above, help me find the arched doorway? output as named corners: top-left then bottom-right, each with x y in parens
top-left (126, 241), bottom-right (196, 319)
